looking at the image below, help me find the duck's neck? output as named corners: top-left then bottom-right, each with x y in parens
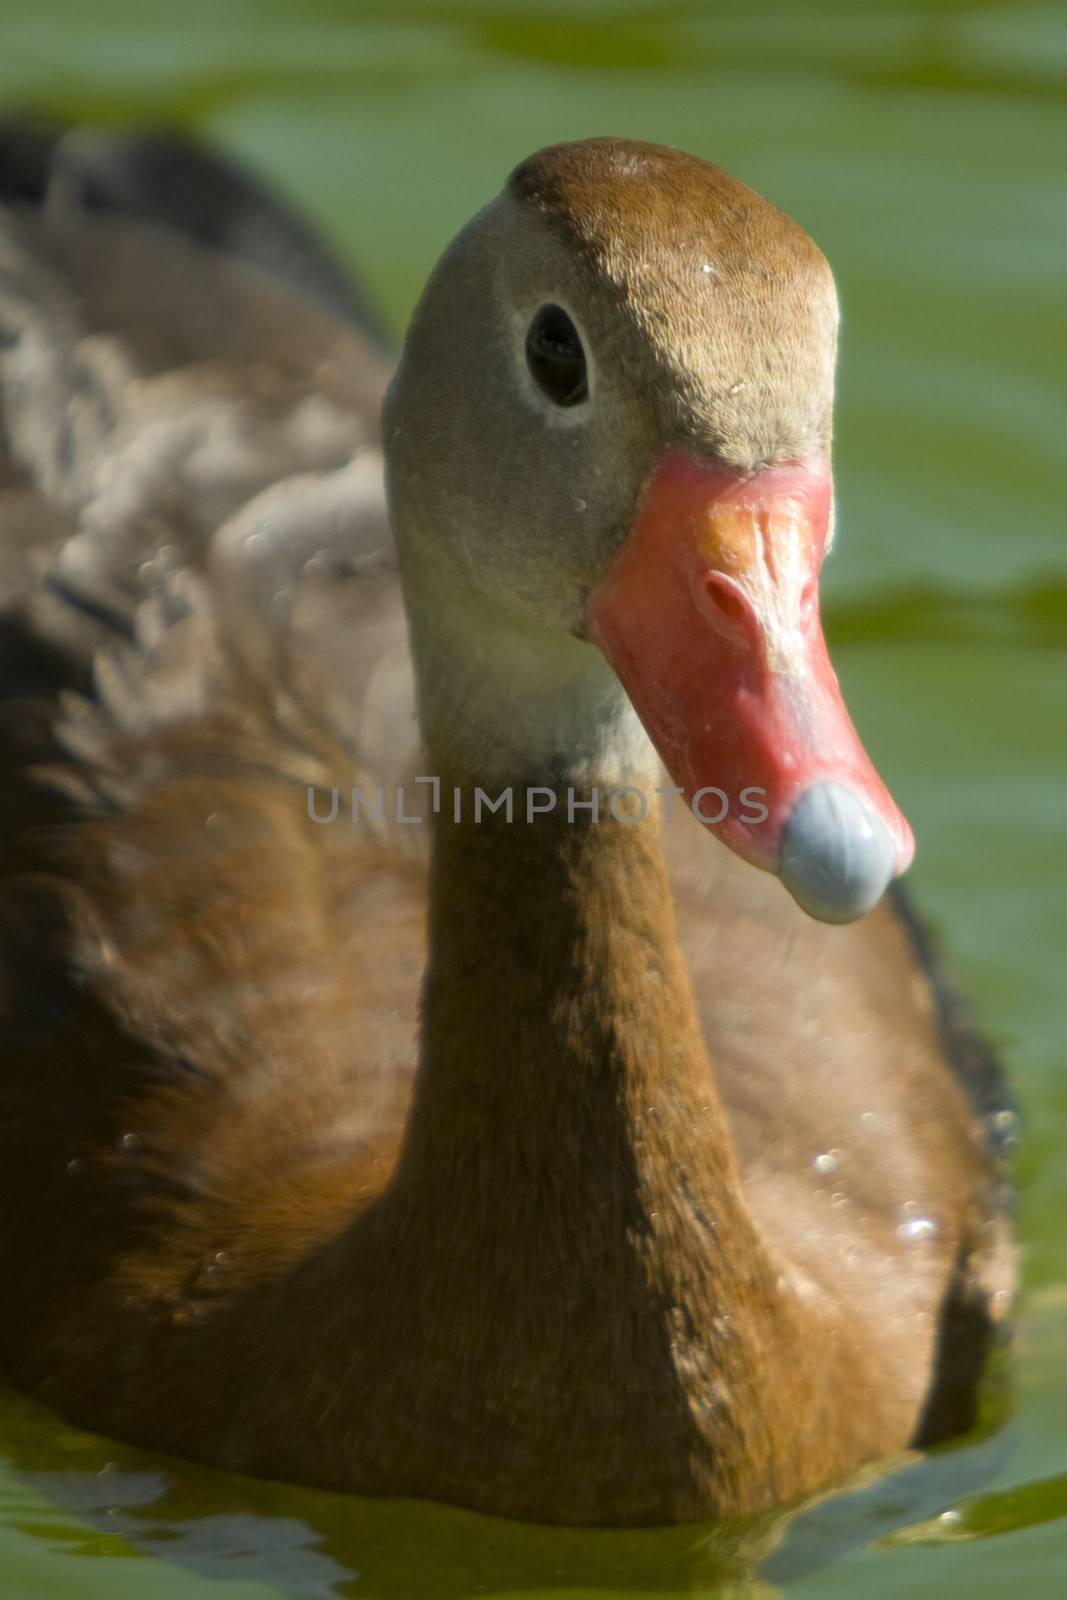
top-left (396, 588), bottom-right (780, 1327)
top-left (366, 591), bottom-right (810, 1518)
top-left (402, 786), bottom-right (746, 1215)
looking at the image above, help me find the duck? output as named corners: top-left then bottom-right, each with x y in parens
top-left (0, 123), bottom-right (1014, 1527)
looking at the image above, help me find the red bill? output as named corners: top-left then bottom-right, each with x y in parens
top-left (587, 449), bottom-right (914, 923)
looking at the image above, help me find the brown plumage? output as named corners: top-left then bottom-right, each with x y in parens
top-left (0, 127), bottom-right (1012, 1526)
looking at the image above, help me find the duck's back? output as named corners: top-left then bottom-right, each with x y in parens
top-left (0, 126), bottom-right (428, 1411)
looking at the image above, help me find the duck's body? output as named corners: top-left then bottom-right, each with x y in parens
top-left (0, 127), bottom-right (1012, 1525)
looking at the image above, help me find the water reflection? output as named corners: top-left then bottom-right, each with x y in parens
top-left (0, 1376), bottom-right (1019, 1599)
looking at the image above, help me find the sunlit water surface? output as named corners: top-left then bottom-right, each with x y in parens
top-left (1, 0), bottom-right (1064, 1594)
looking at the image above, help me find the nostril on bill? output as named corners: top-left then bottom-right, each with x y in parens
top-left (779, 781), bottom-right (897, 924)
top-left (692, 571), bottom-right (758, 648)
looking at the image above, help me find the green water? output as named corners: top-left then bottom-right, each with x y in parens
top-left (0, 0), bottom-right (1064, 1593)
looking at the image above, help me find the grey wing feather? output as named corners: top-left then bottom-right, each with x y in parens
top-left (0, 193), bottom-right (418, 806)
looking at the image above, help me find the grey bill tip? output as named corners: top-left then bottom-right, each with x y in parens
top-left (779, 780), bottom-right (897, 924)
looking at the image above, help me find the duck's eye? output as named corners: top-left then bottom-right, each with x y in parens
top-left (525, 304), bottom-right (588, 407)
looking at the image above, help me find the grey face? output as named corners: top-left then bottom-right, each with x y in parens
top-left (384, 169), bottom-right (838, 641)
top-left (384, 196), bottom-right (650, 637)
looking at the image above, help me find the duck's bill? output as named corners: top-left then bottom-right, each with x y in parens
top-left (586, 449), bottom-right (914, 924)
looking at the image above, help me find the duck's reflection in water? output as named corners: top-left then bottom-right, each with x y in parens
top-left (1, 1381), bottom-right (1011, 1600)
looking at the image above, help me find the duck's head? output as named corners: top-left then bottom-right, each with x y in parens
top-left (385, 137), bottom-right (913, 924)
